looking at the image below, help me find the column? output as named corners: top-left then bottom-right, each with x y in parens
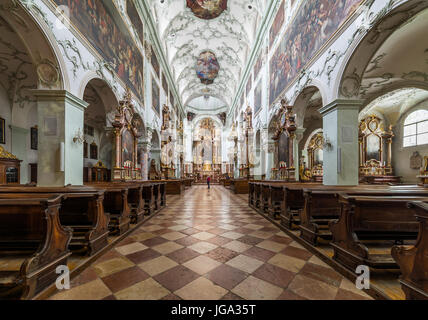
top-left (10, 125), bottom-right (29, 184)
top-left (294, 128), bottom-right (306, 182)
top-left (139, 140), bottom-right (151, 181)
top-left (266, 139), bottom-right (275, 179)
top-left (319, 99), bottom-right (362, 186)
top-left (32, 90), bottom-right (88, 186)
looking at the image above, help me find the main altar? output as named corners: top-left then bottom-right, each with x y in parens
top-left (192, 118), bottom-right (222, 183)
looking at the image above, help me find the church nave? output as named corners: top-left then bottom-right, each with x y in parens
top-left (48, 186), bottom-right (371, 300)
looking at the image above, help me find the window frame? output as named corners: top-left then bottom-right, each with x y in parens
top-left (403, 109), bottom-right (428, 148)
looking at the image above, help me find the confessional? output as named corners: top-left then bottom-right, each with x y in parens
top-left (0, 146), bottom-right (21, 184)
top-left (358, 115), bottom-right (401, 184)
top-left (84, 160), bottom-right (111, 182)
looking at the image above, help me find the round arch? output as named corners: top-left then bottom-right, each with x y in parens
top-left (334, 0), bottom-right (428, 101)
top-left (1, 4), bottom-right (68, 91)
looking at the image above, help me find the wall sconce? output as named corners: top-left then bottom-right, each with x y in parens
top-left (323, 136), bottom-right (333, 151)
top-left (73, 127), bottom-right (85, 144)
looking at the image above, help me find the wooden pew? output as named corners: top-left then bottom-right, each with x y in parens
top-left (330, 194), bottom-right (428, 272)
top-left (248, 182), bottom-right (255, 207)
top-left (272, 183), bottom-right (320, 229)
top-left (184, 179), bottom-right (193, 187)
top-left (392, 201), bottom-right (428, 300)
top-left (260, 182), bottom-right (292, 218)
top-left (299, 186), bottom-right (427, 245)
top-left (142, 183), bottom-right (155, 215)
top-left (87, 183), bottom-right (144, 225)
top-left (249, 182), bottom-right (261, 209)
top-left (150, 180), bottom-right (182, 195)
top-left (86, 184), bottom-right (130, 235)
top-left (0, 186), bottom-right (109, 256)
top-left (0, 195), bottom-right (72, 299)
top-left (231, 179), bottom-right (250, 194)
top-left (127, 184), bottom-right (144, 223)
top-left (223, 179), bottom-right (231, 187)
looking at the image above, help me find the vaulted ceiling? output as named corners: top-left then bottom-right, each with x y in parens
top-left (146, 0), bottom-right (270, 111)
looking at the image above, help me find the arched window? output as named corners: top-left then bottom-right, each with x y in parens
top-left (403, 110), bottom-right (428, 147)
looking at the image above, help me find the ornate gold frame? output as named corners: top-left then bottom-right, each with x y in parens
top-left (307, 132), bottom-right (324, 178)
top-left (358, 115), bottom-right (394, 177)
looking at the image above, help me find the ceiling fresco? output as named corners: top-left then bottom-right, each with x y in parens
top-left (147, 0), bottom-right (269, 109)
top-left (187, 0), bottom-right (228, 20)
top-left (196, 51), bottom-right (220, 84)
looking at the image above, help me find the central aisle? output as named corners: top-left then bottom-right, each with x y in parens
top-left (50, 186), bottom-right (372, 300)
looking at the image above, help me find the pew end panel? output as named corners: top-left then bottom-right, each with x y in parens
top-left (392, 201), bottom-right (428, 300)
top-left (330, 194), bottom-right (427, 272)
top-left (0, 196), bottom-right (72, 299)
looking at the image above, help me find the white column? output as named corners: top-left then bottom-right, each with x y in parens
top-left (32, 90), bottom-right (88, 186)
top-left (319, 99), bottom-right (362, 186)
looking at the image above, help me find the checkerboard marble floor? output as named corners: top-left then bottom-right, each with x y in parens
top-left (49, 186), bottom-right (372, 300)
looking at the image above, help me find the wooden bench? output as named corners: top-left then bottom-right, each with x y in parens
top-left (231, 179), bottom-right (250, 194)
top-left (330, 194), bottom-right (428, 272)
top-left (0, 186), bottom-right (109, 256)
top-left (392, 201), bottom-right (428, 300)
top-left (299, 187), bottom-right (428, 246)
top-left (249, 182), bottom-right (261, 209)
top-left (141, 183), bottom-right (155, 215)
top-left (184, 179), bottom-right (193, 187)
top-left (151, 180), bottom-right (182, 195)
top-left (86, 184), bottom-right (130, 235)
top-left (150, 182), bottom-right (166, 210)
top-left (88, 183), bottom-right (144, 225)
top-left (259, 182), bottom-right (291, 218)
top-left (0, 195), bottom-right (72, 299)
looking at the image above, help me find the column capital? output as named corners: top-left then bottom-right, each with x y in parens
top-left (319, 99), bottom-right (363, 116)
top-left (30, 89), bottom-right (89, 111)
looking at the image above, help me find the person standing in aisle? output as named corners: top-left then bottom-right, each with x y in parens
top-left (207, 176), bottom-right (211, 189)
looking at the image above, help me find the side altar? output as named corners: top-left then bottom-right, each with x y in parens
top-left (111, 89), bottom-right (142, 181)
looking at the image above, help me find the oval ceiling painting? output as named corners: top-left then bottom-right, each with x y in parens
top-left (187, 0), bottom-right (227, 20)
top-left (196, 51), bottom-right (220, 85)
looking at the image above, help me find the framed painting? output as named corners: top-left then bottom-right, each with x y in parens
top-left (0, 117), bottom-right (4, 144)
top-left (269, 0), bottom-right (363, 106)
top-left (52, 0), bottom-right (145, 102)
top-left (30, 126), bottom-right (38, 150)
top-left (121, 129), bottom-right (134, 164)
top-left (126, 0), bottom-right (144, 45)
top-left (152, 78), bottom-right (160, 116)
top-left (186, 0), bottom-right (227, 20)
top-left (253, 52), bottom-right (263, 81)
top-left (254, 81), bottom-right (262, 115)
top-left (269, 0), bottom-right (284, 48)
top-left (151, 46), bottom-right (160, 77)
top-left (162, 72), bottom-right (168, 96)
top-left (84, 141), bottom-right (88, 158)
top-left (90, 142), bottom-right (98, 160)
top-left (246, 75), bottom-right (252, 98)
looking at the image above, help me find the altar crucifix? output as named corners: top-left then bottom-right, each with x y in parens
top-left (111, 88), bottom-right (142, 181)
